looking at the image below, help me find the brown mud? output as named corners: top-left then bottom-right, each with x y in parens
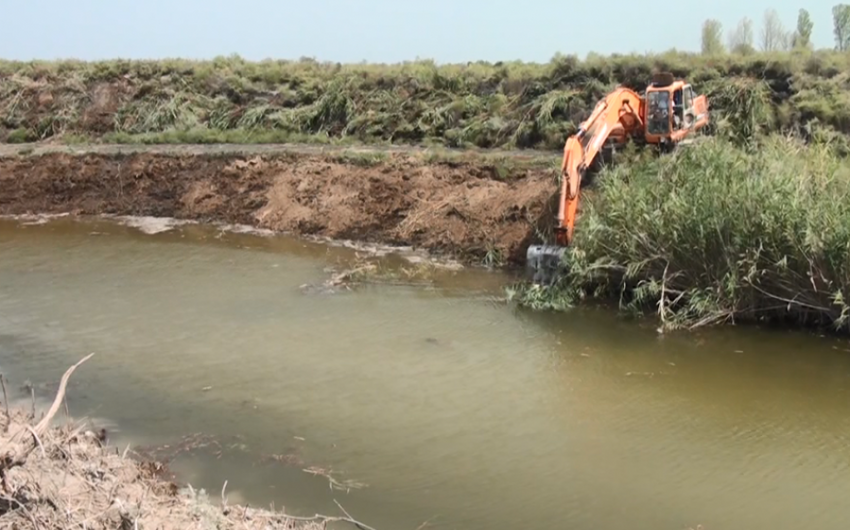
top-left (0, 143), bottom-right (560, 266)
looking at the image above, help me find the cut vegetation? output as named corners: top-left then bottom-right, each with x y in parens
top-left (1, 51), bottom-right (849, 149)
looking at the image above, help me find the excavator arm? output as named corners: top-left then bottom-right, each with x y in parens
top-left (526, 87), bottom-right (645, 284)
top-left (555, 87), bottom-right (644, 245)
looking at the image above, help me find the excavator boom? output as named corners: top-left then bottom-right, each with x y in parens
top-left (526, 87), bottom-right (645, 284)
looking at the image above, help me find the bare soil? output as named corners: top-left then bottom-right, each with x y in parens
top-left (0, 143), bottom-right (560, 265)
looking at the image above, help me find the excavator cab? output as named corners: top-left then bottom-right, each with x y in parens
top-left (644, 73), bottom-right (709, 147)
top-left (646, 89), bottom-right (671, 136)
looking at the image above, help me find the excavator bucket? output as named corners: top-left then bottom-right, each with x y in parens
top-left (525, 244), bottom-right (567, 285)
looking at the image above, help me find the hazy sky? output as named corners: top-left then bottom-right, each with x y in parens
top-left (0, 0), bottom-right (841, 63)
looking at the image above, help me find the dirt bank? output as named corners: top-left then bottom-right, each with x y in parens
top-left (0, 356), bottom-right (373, 530)
top-left (0, 144), bottom-right (559, 265)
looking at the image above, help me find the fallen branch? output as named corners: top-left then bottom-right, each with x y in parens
top-left (326, 264), bottom-right (377, 287)
top-left (1, 374), bottom-right (9, 433)
top-left (0, 353), bottom-right (94, 491)
top-left (247, 508), bottom-right (377, 530)
top-left (334, 499), bottom-right (377, 530)
top-left (302, 466), bottom-right (367, 492)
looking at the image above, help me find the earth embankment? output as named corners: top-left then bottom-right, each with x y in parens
top-left (0, 144), bottom-right (560, 265)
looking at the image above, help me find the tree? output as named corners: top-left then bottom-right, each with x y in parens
top-left (793, 8), bottom-right (814, 49)
top-left (761, 9), bottom-right (790, 51)
top-left (833, 4), bottom-right (850, 50)
top-left (728, 17), bottom-right (756, 54)
top-left (701, 19), bottom-right (725, 55)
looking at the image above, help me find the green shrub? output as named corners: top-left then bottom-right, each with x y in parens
top-left (6, 128), bottom-right (33, 143)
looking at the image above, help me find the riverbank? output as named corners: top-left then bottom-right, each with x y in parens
top-left (5, 51), bottom-right (850, 332)
top-left (0, 143), bottom-right (559, 267)
top-left (5, 132), bottom-right (850, 334)
top-left (0, 356), bottom-right (374, 530)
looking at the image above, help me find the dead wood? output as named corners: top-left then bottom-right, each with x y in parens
top-left (1, 374), bottom-right (9, 433)
top-left (0, 353), bottom-right (94, 491)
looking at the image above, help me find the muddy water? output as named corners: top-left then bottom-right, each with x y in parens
top-left (2, 216), bottom-right (850, 530)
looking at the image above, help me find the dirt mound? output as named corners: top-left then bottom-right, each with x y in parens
top-left (0, 147), bottom-right (558, 265)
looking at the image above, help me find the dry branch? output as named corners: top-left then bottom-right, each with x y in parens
top-left (1, 374), bottom-right (9, 434)
top-left (302, 466), bottom-right (367, 492)
top-left (0, 353), bottom-right (94, 491)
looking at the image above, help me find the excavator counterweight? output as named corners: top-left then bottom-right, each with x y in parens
top-left (526, 74), bottom-right (709, 285)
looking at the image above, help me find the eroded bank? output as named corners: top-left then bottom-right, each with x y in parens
top-left (0, 144), bottom-right (561, 266)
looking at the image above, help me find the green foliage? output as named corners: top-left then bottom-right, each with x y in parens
top-left (6, 128), bottom-right (33, 143)
top-left (832, 4), bottom-right (850, 50)
top-left (2, 51), bottom-right (850, 149)
top-left (514, 133), bottom-right (850, 333)
top-left (795, 9), bottom-right (814, 49)
top-left (701, 20), bottom-right (725, 55)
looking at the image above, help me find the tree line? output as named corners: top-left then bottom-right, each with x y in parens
top-left (700, 5), bottom-right (850, 54)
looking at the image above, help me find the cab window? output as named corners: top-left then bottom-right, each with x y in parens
top-left (683, 85), bottom-right (694, 110)
top-left (672, 89), bottom-right (684, 130)
top-left (646, 91), bottom-right (669, 135)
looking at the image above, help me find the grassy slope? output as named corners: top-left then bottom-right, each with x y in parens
top-left (1, 50), bottom-right (850, 149)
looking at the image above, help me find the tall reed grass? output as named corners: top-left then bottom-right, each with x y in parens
top-left (511, 132), bottom-right (850, 332)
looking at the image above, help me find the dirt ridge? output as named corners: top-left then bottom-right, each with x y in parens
top-left (0, 144), bottom-right (559, 265)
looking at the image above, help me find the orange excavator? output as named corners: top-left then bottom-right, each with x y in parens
top-left (526, 72), bottom-right (709, 283)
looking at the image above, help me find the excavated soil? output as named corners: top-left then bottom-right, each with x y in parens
top-left (0, 146), bottom-right (558, 264)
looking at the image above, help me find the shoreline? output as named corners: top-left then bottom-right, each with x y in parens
top-left (0, 142), bottom-right (561, 269)
top-left (0, 356), bottom-right (375, 530)
top-left (5, 136), bottom-right (850, 336)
